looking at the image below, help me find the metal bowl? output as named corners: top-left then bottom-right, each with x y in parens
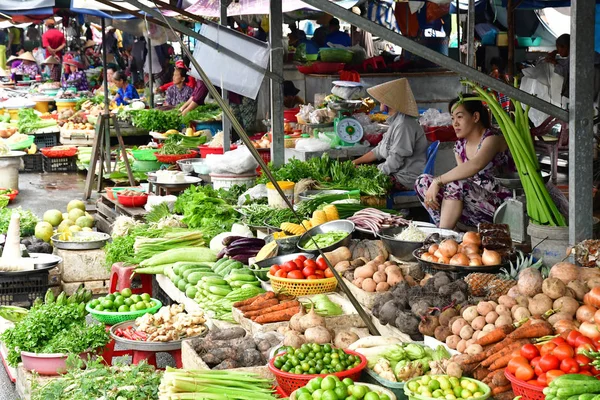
top-left (176, 159), bottom-right (197, 173)
top-left (264, 233), bottom-right (301, 256)
top-left (252, 253), bottom-right (315, 269)
top-left (297, 220), bottom-right (355, 254)
top-left (51, 232), bottom-right (110, 250)
top-left (377, 226), bottom-right (424, 261)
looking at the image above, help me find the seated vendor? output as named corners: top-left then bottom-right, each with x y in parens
top-left (113, 71), bottom-right (139, 106)
top-left (283, 80), bottom-right (304, 109)
top-left (14, 51), bottom-right (40, 80)
top-left (352, 78), bottom-right (428, 191)
top-left (61, 60), bottom-right (89, 91)
top-left (42, 56), bottom-right (60, 82)
top-left (180, 79), bottom-right (209, 116)
top-left (164, 67), bottom-right (193, 107)
top-left (288, 29), bottom-right (319, 60)
top-left (415, 95), bottom-right (513, 229)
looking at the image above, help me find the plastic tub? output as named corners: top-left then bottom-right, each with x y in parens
top-left (291, 382), bottom-right (397, 400)
top-left (117, 193), bottom-right (149, 208)
top-left (210, 173), bottom-right (257, 190)
top-left (284, 108), bottom-right (299, 123)
top-left (362, 367), bottom-right (406, 400)
top-left (21, 351), bottom-right (90, 375)
top-left (266, 181), bottom-right (295, 208)
top-left (107, 187), bottom-right (144, 201)
top-left (404, 376), bottom-right (491, 400)
top-left (198, 144), bottom-right (238, 158)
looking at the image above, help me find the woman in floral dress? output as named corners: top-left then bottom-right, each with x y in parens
top-left (415, 95), bottom-right (513, 229)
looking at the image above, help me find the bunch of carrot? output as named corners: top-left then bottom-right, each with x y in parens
top-left (455, 319), bottom-right (554, 397)
top-left (234, 292), bottom-right (301, 324)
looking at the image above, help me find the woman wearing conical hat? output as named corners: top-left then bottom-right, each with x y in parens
top-left (13, 51), bottom-right (40, 80)
top-left (352, 78), bottom-right (428, 191)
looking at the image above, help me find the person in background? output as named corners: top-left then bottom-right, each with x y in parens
top-left (61, 60), bottom-right (89, 91)
top-left (8, 27), bottom-right (21, 55)
top-left (158, 60), bottom-right (195, 93)
top-left (353, 78), bottom-right (428, 191)
top-left (0, 30), bottom-right (6, 68)
top-left (81, 40), bottom-right (100, 69)
top-left (487, 56), bottom-right (511, 112)
top-left (164, 68), bottom-right (193, 107)
top-left (180, 79), bottom-right (208, 116)
top-left (14, 51), bottom-right (39, 80)
top-left (351, 7), bottom-right (375, 58)
top-left (42, 55), bottom-right (60, 82)
top-left (288, 29), bottom-right (319, 60)
top-left (326, 18), bottom-right (352, 47)
top-left (283, 80), bottom-right (304, 109)
top-left (42, 19), bottom-right (65, 59)
top-left (415, 95), bottom-right (513, 229)
top-left (26, 24), bottom-right (41, 48)
top-left (113, 71), bottom-right (139, 106)
top-left (130, 36), bottom-right (146, 88)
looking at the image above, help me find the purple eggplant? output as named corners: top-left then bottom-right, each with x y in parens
top-left (222, 235), bottom-right (247, 246)
top-left (229, 238), bottom-right (265, 248)
top-left (225, 246), bottom-right (260, 257)
top-left (216, 247), bottom-right (227, 259)
top-left (231, 254), bottom-right (256, 264)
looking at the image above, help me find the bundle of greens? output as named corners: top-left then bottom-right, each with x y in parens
top-left (129, 109), bottom-right (181, 132)
top-left (31, 356), bottom-right (161, 400)
top-left (17, 109), bottom-right (57, 134)
top-left (167, 134), bottom-right (208, 149)
top-left (0, 207), bottom-right (38, 236)
top-left (157, 139), bottom-right (189, 155)
top-left (181, 103), bottom-right (222, 125)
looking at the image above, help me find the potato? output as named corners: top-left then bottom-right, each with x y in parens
top-left (439, 308), bottom-right (459, 327)
top-left (466, 344), bottom-right (484, 355)
top-left (452, 318), bottom-right (469, 336)
top-left (498, 295), bottom-right (517, 309)
top-left (553, 296), bottom-right (579, 316)
top-left (548, 312), bottom-right (574, 326)
top-left (446, 335), bottom-right (461, 350)
top-left (510, 304), bottom-right (520, 315)
top-left (352, 277), bottom-right (365, 289)
top-left (471, 316), bottom-right (486, 331)
top-left (515, 295), bottom-right (530, 308)
top-left (495, 315), bottom-right (513, 327)
top-left (496, 305), bottom-right (512, 317)
top-left (434, 325), bottom-right (452, 342)
top-left (463, 306), bottom-right (479, 323)
top-left (542, 277), bottom-right (567, 300)
top-left (377, 264), bottom-right (387, 272)
top-left (471, 330), bottom-right (480, 341)
top-left (529, 293), bottom-right (553, 316)
top-left (482, 323), bottom-right (496, 333)
top-left (588, 277), bottom-right (600, 289)
top-left (459, 325), bottom-right (474, 340)
top-left (512, 307), bottom-right (531, 321)
top-left (376, 282), bottom-right (390, 292)
top-left (568, 280), bottom-right (588, 301)
top-left (487, 301), bottom-right (499, 309)
top-left (476, 302), bottom-right (494, 316)
top-left (362, 278), bottom-right (377, 292)
top-left (456, 339), bottom-right (467, 353)
top-left (466, 338), bottom-right (475, 347)
top-left (485, 311), bottom-right (499, 324)
top-left (448, 316), bottom-right (462, 329)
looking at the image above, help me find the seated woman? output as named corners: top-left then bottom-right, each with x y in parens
top-left (164, 67), bottom-right (193, 107)
top-left (352, 78), bottom-right (428, 190)
top-left (113, 71), bottom-right (139, 106)
top-left (415, 95), bottom-right (513, 229)
top-left (14, 51), bottom-right (40, 80)
top-left (283, 80), bottom-right (304, 109)
top-left (61, 60), bottom-right (89, 91)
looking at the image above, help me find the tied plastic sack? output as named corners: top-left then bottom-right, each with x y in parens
top-left (309, 107), bottom-right (336, 124)
top-left (297, 104), bottom-right (315, 124)
top-left (237, 184), bottom-right (267, 206)
top-left (205, 146), bottom-right (258, 175)
top-left (331, 85), bottom-right (368, 100)
top-left (295, 137), bottom-right (332, 152)
top-left (419, 109), bottom-right (452, 126)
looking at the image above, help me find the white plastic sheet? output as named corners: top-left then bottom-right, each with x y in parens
top-left (205, 146), bottom-right (258, 175)
top-left (520, 63), bottom-right (566, 127)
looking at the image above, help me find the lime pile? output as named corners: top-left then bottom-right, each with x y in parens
top-left (273, 344), bottom-right (361, 375)
top-left (406, 376), bottom-right (486, 400)
top-left (294, 376), bottom-right (390, 400)
top-left (88, 289), bottom-right (155, 313)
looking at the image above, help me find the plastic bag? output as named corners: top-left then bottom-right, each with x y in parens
top-left (238, 184), bottom-right (268, 206)
top-left (297, 104), bottom-right (315, 124)
top-left (309, 107), bottom-right (335, 124)
top-left (331, 85), bottom-right (368, 100)
top-left (419, 108), bottom-right (452, 126)
top-left (205, 146), bottom-right (258, 175)
top-left (295, 138), bottom-right (332, 152)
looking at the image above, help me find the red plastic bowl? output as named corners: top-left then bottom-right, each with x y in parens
top-left (297, 65), bottom-right (315, 74)
top-left (268, 349), bottom-right (367, 395)
top-left (0, 189), bottom-right (18, 202)
top-left (21, 351), bottom-right (90, 376)
top-left (311, 62), bottom-right (346, 75)
top-left (153, 151), bottom-right (197, 164)
top-left (198, 144), bottom-right (238, 158)
top-left (117, 193), bottom-right (148, 208)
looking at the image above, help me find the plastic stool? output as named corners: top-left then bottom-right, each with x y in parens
top-left (109, 262), bottom-right (153, 295)
top-left (132, 349), bottom-right (182, 369)
top-left (100, 325), bottom-right (133, 366)
top-left (362, 56), bottom-right (386, 72)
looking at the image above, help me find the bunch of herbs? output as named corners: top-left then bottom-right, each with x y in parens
top-left (0, 207), bottom-right (39, 236)
top-left (129, 109), bottom-right (181, 132)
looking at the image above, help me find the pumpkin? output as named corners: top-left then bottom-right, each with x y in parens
top-left (349, 239), bottom-right (388, 261)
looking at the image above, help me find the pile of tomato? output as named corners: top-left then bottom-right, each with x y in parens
top-left (269, 255), bottom-right (334, 280)
top-left (508, 330), bottom-right (599, 387)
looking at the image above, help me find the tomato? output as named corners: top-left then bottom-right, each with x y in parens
top-left (537, 373), bottom-right (548, 386)
top-left (269, 265), bottom-right (280, 275)
top-left (575, 335), bottom-right (595, 347)
top-left (275, 269), bottom-right (287, 278)
top-left (316, 257), bottom-right (328, 271)
top-left (546, 370), bottom-right (565, 383)
top-left (507, 356), bottom-right (530, 374)
top-left (580, 370), bottom-right (594, 376)
top-left (540, 342), bottom-right (558, 356)
top-left (577, 343), bottom-right (596, 354)
top-left (567, 330), bottom-right (582, 347)
top-left (560, 357), bottom-right (580, 374)
top-left (303, 259), bottom-right (317, 269)
top-left (531, 356), bottom-right (542, 369)
top-left (576, 354), bottom-right (592, 371)
top-left (282, 261), bottom-right (298, 272)
top-left (551, 337), bottom-right (567, 346)
top-left (324, 268), bottom-right (334, 278)
top-left (296, 255), bottom-right (307, 263)
top-left (590, 366), bottom-right (600, 377)
top-left (294, 259), bottom-right (304, 269)
top-left (306, 275), bottom-right (319, 280)
top-left (315, 270), bottom-right (325, 278)
top-left (515, 365), bottom-right (535, 381)
top-left (521, 344), bottom-right (540, 360)
top-left (287, 270), bottom-right (304, 280)
top-left (552, 344), bottom-right (575, 361)
top-left (534, 364), bottom-right (544, 377)
top-left (302, 266), bottom-right (315, 277)
top-left (539, 354), bottom-right (560, 372)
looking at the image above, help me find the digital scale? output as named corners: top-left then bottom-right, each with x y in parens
top-left (328, 100), bottom-right (364, 146)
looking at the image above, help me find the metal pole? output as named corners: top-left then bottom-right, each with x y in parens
top-left (507, 0), bottom-right (515, 76)
top-left (220, 0), bottom-right (231, 152)
top-left (101, 18), bottom-right (109, 114)
top-left (270, 0), bottom-right (285, 167)
top-left (456, 0), bottom-right (461, 63)
top-left (569, 0), bottom-right (596, 243)
top-left (148, 37), bottom-right (154, 108)
top-left (102, 19), bottom-right (110, 175)
top-left (466, 0), bottom-right (475, 68)
top-left (301, 0), bottom-right (568, 121)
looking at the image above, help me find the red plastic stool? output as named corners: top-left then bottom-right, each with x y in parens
top-left (100, 325), bottom-right (133, 366)
top-left (362, 56), bottom-right (386, 72)
top-left (132, 349), bottom-right (182, 369)
top-left (109, 262), bottom-right (153, 295)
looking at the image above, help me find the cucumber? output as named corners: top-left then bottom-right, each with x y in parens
top-left (213, 258), bottom-right (229, 269)
top-left (545, 387), bottom-right (558, 396)
top-left (221, 261), bottom-right (244, 276)
top-left (207, 294), bottom-right (225, 301)
top-left (202, 276), bottom-right (228, 286)
top-left (557, 385), bottom-right (600, 398)
top-left (579, 394), bottom-right (597, 400)
top-left (178, 264), bottom-right (205, 276)
top-left (226, 273), bottom-right (257, 282)
top-left (185, 286), bottom-right (198, 299)
top-left (553, 375), bottom-right (598, 387)
top-left (241, 282), bottom-right (262, 289)
top-left (187, 271), bottom-right (219, 285)
top-left (208, 285), bottom-right (232, 296)
top-left (229, 268), bottom-right (254, 276)
top-left (177, 279), bottom-right (188, 292)
top-left (214, 259), bottom-right (235, 274)
top-left (183, 267), bottom-right (212, 281)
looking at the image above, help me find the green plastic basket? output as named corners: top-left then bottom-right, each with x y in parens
top-left (362, 368), bottom-right (406, 400)
top-left (132, 149), bottom-right (158, 161)
top-left (86, 298), bottom-right (162, 325)
top-left (404, 376), bottom-right (490, 400)
top-left (319, 48), bottom-right (353, 63)
top-left (133, 160), bottom-right (162, 172)
top-left (9, 135), bottom-right (34, 150)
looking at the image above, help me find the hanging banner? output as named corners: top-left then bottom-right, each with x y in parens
top-left (188, 23), bottom-right (269, 100)
top-left (0, 0), bottom-right (54, 11)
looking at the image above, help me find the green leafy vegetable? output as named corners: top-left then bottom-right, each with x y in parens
top-left (17, 109), bottom-right (57, 134)
top-left (40, 322), bottom-right (109, 354)
top-left (129, 109), bottom-right (181, 132)
top-left (301, 231), bottom-right (348, 250)
top-left (180, 103), bottom-right (222, 125)
top-left (0, 207), bottom-right (38, 236)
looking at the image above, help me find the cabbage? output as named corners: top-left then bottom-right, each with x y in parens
top-left (432, 345), bottom-right (451, 361)
top-left (357, 344), bottom-right (406, 368)
top-left (404, 343), bottom-right (427, 360)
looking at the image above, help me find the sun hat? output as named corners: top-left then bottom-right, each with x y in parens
top-left (366, 78), bottom-right (419, 117)
top-left (16, 52), bottom-right (36, 63)
top-left (83, 40), bottom-right (96, 49)
top-left (45, 18), bottom-right (56, 26)
top-left (63, 59), bottom-right (83, 69)
top-left (6, 55), bottom-right (16, 65)
top-left (42, 56), bottom-right (60, 65)
top-left (283, 80), bottom-right (300, 97)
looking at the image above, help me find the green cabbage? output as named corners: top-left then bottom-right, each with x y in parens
top-left (432, 345), bottom-right (451, 361)
top-left (404, 343), bottom-right (427, 360)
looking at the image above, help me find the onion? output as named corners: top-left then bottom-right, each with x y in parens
top-left (469, 258), bottom-right (483, 266)
top-left (482, 249), bottom-right (502, 266)
top-left (462, 232), bottom-right (481, 246)
top-left (450, 253), bottom-right (469, 266)
top-left (422, 253), bottom-right (434, 262)
top-left (461, 244), bottom-right (480, 255)
top-left (585, 287), bottom-right (600, 307)
top-left (577, 305), bottom-right (597, 323)
top-left (428, 244), bottom-right (439, 255)
top-left (467, 253), bottom-right (482, 261)
top-left (549, 262), bottom-right (580, 284)
top-left (580, 321), bottom-right (600, 340)
top-left (439, 239), bottom-right (459, 258)
top-left (554, 319), bottom-right (580, 334)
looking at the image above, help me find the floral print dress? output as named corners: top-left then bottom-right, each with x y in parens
top-left (415, 129), bottom-right (513, 227)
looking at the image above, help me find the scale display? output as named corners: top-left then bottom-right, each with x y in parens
top-left (335, 117), bottom-right (363, 144)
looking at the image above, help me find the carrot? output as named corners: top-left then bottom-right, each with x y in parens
top-left (489, 353), bottom-right (513, 371)
top-left (456, 352), bottom-right (487, 365)
top-left (245, 300), bottom-right (299, 318)
top-left (475, 324), bottom-right (515, 346)
top-left (473, 367), bottom-right (489, 381)
top-left (253, 305), bottom-right (302, 324)
top-left (276, 293), bottom-right (296, 301)
top-left (238, 298), bottom-right (279, 312)
top-left (482, 339), bottom-right (532, 367)
top-left (491, 385), bottom-right (512, 395)
top-left (506, 320), bottom-right (553, 340)
top-left (233, 292), bottom-right (275, 308)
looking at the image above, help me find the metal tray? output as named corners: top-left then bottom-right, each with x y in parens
top-left (412, 247), bottom-right (507, 273)
top-left (147, 174), bottom-right (202, 188)
top-left (51, 232), bottom-right (110, 250)
top-left (109, 321), bottom-right (207, 351)
top-left (0, 253), bottom-right (62, 276)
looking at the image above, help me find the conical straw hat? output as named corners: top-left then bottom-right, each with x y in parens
top-left (42, 56), bottom-right (60, 65)
top-left (366, 78), bottom-right (419, 117)
top-left (6, 56), bottom-right (16, 65)
top-left (16, 52), bottom-right (36, 63)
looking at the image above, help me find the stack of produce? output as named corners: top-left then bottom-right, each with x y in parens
top-left (294, 375), bottom-right (393, 400)
top-left (280, 205), bottom-right (339, 235)
top-left (350, 255), bottom-right (410, 293)
top-left (544, 374), bottom-right (600, 400)
top-left (405, 375), bottom-right (489, 400)
top-left (216, 237), bottom-right (265, 264)
top-left (418, 234), bottom-right (503, 267)
top-left (234, 292), bottom-right (301, 324)
top-left (271, 343), bottom-right (363, 376)
top-left (268, 254), bottom-right (335, 280)
top-left (88, 290), bottom-right (156, 313)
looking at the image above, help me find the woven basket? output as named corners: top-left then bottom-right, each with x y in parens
top-left (267, 273), bottom-right (337, 296)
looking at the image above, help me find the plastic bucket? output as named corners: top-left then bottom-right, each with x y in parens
top-left (527, 223), bottom-right (569, 267)
top-left (56, 101), bottom-right (77, 113)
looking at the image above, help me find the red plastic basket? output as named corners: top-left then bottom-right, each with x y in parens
top-left (312, 62), bottom-right (345, 75)
top-left (297, 65), bottom-right (315, 74)
top-left (41, 147), bottom-right (77, 158)
top-left (505, 370), bottom-right (545, 400)
top-left (0, 189), bottom-right (18, 202)
top-left (423, 125), bottom-right (457, 142)
top-left (284, 108), bottom-right (299, 123)
top-left (198, 144), bottom-right (238, 158)
top-left (117, 193), bottom-right (148, 208)
top-left (268, 349), bottom-right (367, 396)
top-left (256, 148), bottom-right (271, 175)
top-left (153, 151), bottom-right (197, 164)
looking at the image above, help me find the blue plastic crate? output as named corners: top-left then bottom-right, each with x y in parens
top-left (192, 121), bottom-right (222, 136)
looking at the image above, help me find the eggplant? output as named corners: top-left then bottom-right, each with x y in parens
top-left (229, 238), bottom-right (265, 248)
top-left (231, 254), bottom-right (256, 263)
top-left (216, 247), bottom-right (227, 259)
top-left (225, 246), bottom-right (260, 257)
top-left (222, 236), bottom-right (247, 246)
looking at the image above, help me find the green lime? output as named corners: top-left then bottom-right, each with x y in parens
top-left (120, 288), bottom-right (132, 298)
top-left (380, 395), bottom-right (391, 400)
top-left (135, 301), bottom-right (146, 310)
top-left (364, 393), bottom-right (381, 400)
top-left (298, 394), bottom-right (312, 400)
top-left (94, 304), bottom-right (104, 311)
top-left (311, 389), bottom-right (323, 400)
top-left (351, 385), bottom-right (368, 399)
top-left (114, 297), bottom-right (125, 307)
top-left (124, 298), bottom-right (134, 306)
top-left (433, 389), bottom-right (444, 398)
top-left (407, 381), bottom-right (419, 392)
top-left (421, 376), bottom-right (432, 385)
top-left (321, 389), bottom-right (337, 400)
top-left (296, 388), bottom-right (311, 397)
top-left (429, 380), bottom-right (441, 391)
top-left (445, 395), bottom-right (457, 400)
top-left (105, 294), bottom-right (115, 302)
top-left (131, 294), bottom-right (142, 303)
top-left (466, 382), bottom-right (478, 393)
top-left (461, 389), bottom-right (473, 398)
top-left (118, 305), bottom-right (129, 313)
top-left (453, 387), bottom-right (462, 398)
top-left (334, 386), bottom-right (347, 399)
top-left (129, 305), bottom-right (138, 312)
top-left (97, 296), bottom-right (106, 303)
top-left (101, 300), bottom-right (114, 310)
top-left (342, 378), bottom-right (354, 387)
top-left (141, 293), bottom-right (151, 302)
top-left (89, 299), bottom-right (100, 308)
top-left (143, 301), bottom-right (153, 309)
top-left (321, 376), bottom-right (336, 391)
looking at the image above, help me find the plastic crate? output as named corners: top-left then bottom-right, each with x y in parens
top-left (0, 271), bottom-right (49, 307)
top-left (33, 132), bottom-right (59, 148)
top-left (42, 155), bottom-right (78, 172)
top-left (22, 153), bottom-right (43, 172)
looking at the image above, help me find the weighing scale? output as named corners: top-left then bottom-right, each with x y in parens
top-left (493, 171), bottom-right (550, 242)
top-left (328, 100), bottom-right (364, 146)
